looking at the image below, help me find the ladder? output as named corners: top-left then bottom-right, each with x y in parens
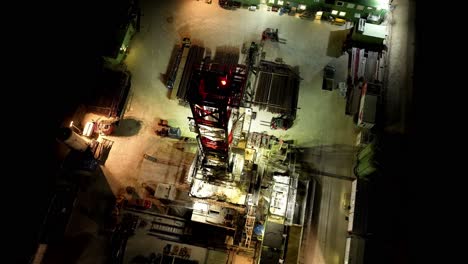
top-left (243, 206), bottom-right (256, 248)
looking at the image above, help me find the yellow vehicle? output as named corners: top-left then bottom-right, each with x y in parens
top-left (332, 17), bottom-right (346, 26)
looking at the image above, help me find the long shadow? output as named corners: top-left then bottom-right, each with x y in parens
top-left (42, 232), bottom-right (95, 264)
top-left (327, 29), bottom-right (351, 57)
top-left (113, 118), bottom-right (143, 137)
top-left (61, 150), bottom-right (116, 230)
top-left (75, 165), bottom-right (117, 231)
top-left (300, 144), bottom-right (357, 156)
top-left (301, 176), bottom-right (322, 261)
top-left (310, 178), bottom-right (322, 236)
top-left (42, 154), bottom-right (116, 263)
top-left (297, 144), bottom-right (357, 181)
top-left (300, 164), bottom-right (324, 227)
top-left (297, 144), bottom-right (357, 261)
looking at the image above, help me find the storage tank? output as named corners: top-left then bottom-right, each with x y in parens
top-left (56, 127), bottom-right (89, 151)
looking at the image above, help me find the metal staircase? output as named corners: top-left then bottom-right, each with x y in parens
top-left (243, 205), bottom-right (256, 248)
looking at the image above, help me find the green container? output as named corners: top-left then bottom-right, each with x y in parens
top-left (358, 143), bottom-right (374, 160)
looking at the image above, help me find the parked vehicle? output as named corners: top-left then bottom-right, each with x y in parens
top-left (270, 115), bottom-right (293, 130)
top-left (334, 18), bottom-right (346, 26)
top-left (219, 0), bottom-right (241, 9)
top-left (322, 65), bottom-right (336, 91)
top-left (156, 127), bottom-right (181, 139)
top-left (124, 199), bottom-right (152, 210)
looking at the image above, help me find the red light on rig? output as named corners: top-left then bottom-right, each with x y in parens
top-left (218, 76), bottom-right (228, 88)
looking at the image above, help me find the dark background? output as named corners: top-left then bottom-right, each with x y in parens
top-left (8, 1), bottom-right (128, 262)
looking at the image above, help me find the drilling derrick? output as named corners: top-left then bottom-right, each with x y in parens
top-left (187, 62), bottom-right (247, 182)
